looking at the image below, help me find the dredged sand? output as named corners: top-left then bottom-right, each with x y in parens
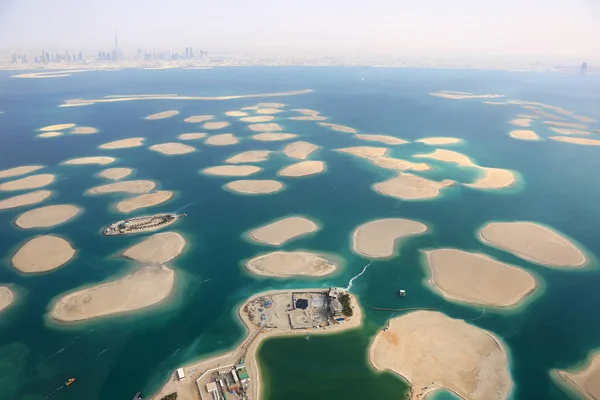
top-left (544, 121), bottom-right (587, 129)
top-left (87, 180), bottom-right (156, 194)
top-left (183, 115), bottom-right (214, 123)
top-left (149, 142), bottom-right (195, 155)
top-left (373, 173), bottom-right (455, 200)
top-left (553, 351), bottom-right (600, 399)
top-left (549, 127), bottom-right (590, 135)
top-left (145, 110), bottom-right (179, 120)
top-left (205, 133), bottom-right (239, 146)
top-left (369, 311), bottom-right (512, 400)
top-left (225, 111), bottom-right (248, 117)
top-left (116, 191), bottom-right (173, 212)
top-left (201, 165), bottom-right (262, 177)
top-left (318, 122), bottom-right (357, 133)
top-left (0, 174), bottom-right (55, 191)
top-left (247, 123), bottom-right (283, 132)
top-left (573, 115), bottom-right (596, 123)
top-left (224, 180), bottom-right (284, 195)
top-left (15, 204), bottom-right (81, 228)
top-left (39, 123), bottom-right (76, 132)
top-left (38, 131), bottom-right (63, 138)
top-left (226, 150), bottom-right (271, 163)
top-left (252, 133), bottom-right (297, 142)
top-left (247, 216), bottom-right (319, 246)
top-left (245, 251), bottom-right (337, 277)
top-left (352, 218), bottom-right (428, 259)
top-left (424, 249), bottom-right (536, 307)
top-left (100, 138), bottom-right (145, 149)
top-left (98, 168), bottom-right (132, 180)
top-left (416, 137), bottom-right (462, 145)
top-left (122, 232), bottom-right (186, 264)
top-left (277, 161), bottom-right (325, 177)
top-left (0, 165), bottom-right (44, 178)
top-left (0, 190), bottom-right (52, 210)
top-left (509, 130), bottom-right (540, 141)
top-left (283, 141), bottom-right (319, 160)
top-left (549, 136), bottom-right (600, 146)
top-left (0, 287), bottom-right (14, 312)
top-left (50, 266), bottom-right (175, 322)
top-left (11, 235), bottom-right (76, 273)
top-left (203, 121), bottom-right (230, 130)
top-left (62, 157), bottom-right (116, 165)
top-left (355, 134), bottom-right (408, 145)
top-left (178, 133), bottom-right (207, 141)
top-left (479, 221), bottom-right (587, 268)
top-left (71, 126), bottom-right (98, 134)
top-left (509, 118), bottom-right (532, 127)
top-left (256, 108), bottom-right (284, 115)
top-left (240, 116), bottom-right (275, 123)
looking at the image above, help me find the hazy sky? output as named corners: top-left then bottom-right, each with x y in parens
top-left (0, 0), bottom-right (598, 59)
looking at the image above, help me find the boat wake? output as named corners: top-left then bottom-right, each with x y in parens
top-left (345, 260), bottom-right (372, 291)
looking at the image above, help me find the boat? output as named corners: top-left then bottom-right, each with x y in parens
top-left (65, 378), bottom-right (75, 386)
top-left (103, 213), bottom-right (186, 236)
top-left (399, 289), bottom-right (406, 297)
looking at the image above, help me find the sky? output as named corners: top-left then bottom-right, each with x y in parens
top-left (0, 0), bottom-right (598, 60)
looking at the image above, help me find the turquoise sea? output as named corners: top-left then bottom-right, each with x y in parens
top-left (0, 67), bottom-right (599, 400)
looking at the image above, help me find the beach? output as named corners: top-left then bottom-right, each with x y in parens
top-left (245, 251), bottom-right (337, 277)
top-left (14, 204), bottom-right (81, 228)
top-left (240, 116), bottom-right (275, 123)
top-left (87, 180), bottom-right (156, 194)
top-left (115, 191), bottom-right (173, 212)
top-left (549, 127), bottom-right (590, 135)
top-left (336, 146), bottom-right (388, 159)
top-left (122, 232), bottom-right (186, 264)
top-left (100, 137), bottom-right (145, 149)
top-left (247, 216), bottom-right (319, 246)
top-left (150, 143), bottom-right (195, 155)
top-left (373, 173), bottom-right (455, 200)
top-left (0, 287), bottom-right (14, 313)
top-left (553, 351), bottom-right (600, 399)
top-left (11, 235), bottom-right (76, 273)
top-left (256, 108), bottom-right (284, 115)
top-left (0, 174), bottom-right (55, 191)
top-left (0, 190), bottom-right (52, 210)
top-left (283, 141), bottom-right (319, 160)
top-left (201, 165), bottom-right (262, 177)
top-left (352, 218), bottom-right (428, 258)
top-left (277, 161), bottom-right (324, 177)
top-left (224, 180), bottom-right (284, 195)
top-left (39, 123), bottom-right (75, 131)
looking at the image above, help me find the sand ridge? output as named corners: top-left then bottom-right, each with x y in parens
top-left (416, 137), bottom-right (462, 145)
top-left (355, 134), bottom-right (408, 145)
top-left (201, 165), bottom-right (262, 177)
top-left (318, 122), bottom-right (357, 133)
top-left (205, 133), bottom-right (240, 146)
top-left (0, 165), bottom-right (44, 179)
top-left (122, 232), bottom-right (186, 264)
top-left (100, 138), bottom-right (145, 149)
top-left (115, 191), bottom-right (173, 212)
top-left (62, 157), bottom-right (116, 165)
top-left (509, 130), bottom-right (540, 141)
top-left (549, 136), bottom-right (600, 146)
top-left (11, 235), bottom-right (76, 273)
top-left (252, 133), bottom-right (297, 142)
top-left (87, 180), bottom-right (156, 194)
top-left (283, 141), bottom-right (319, 160)
top-left (203, 121), bottom-right (230, 130)
top-left (178, 133), bottom-right (207, 140)
top-left (352, 218), bottom-right (428, 259)
top-left (98, 168), bottom-right (132, 180)
top-left (224, 180), bottom-right (284, 195)
top-left (245, 251), bottom-right (337, 277)
top-left (0, 174), bottom-right (55, 191)
top-left (0, 287), bottom-right (14, 313)
top-left (146, 110), bottom-right (180, 120)
top-left (183, 115), bottom-right (214, 123)
top-left (226, 150), bottom-right (271, 163)
top-left (15, 204), bottom-right (81, 228)
top-left (372, 173), bottom-right (455, 200)
top-left (277, 161), bottom-right (325, 177)
top-left (149, 142), bottom-right (195, 155)
top-left (247, 123), bottom-right (283, 132)
top-left (0, 190), bottom-right (52, 210)
top-left (247, 216), bottom-right (319, 246)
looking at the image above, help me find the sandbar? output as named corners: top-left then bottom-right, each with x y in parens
top-left (292, 109), bottom-right (320, 115)
top-left (205, 134), bottom-right (240, 146)
top-left (224, 180), bottom-right (284, 195)
top-left (122, 232), bottom-right (186, 264)
top-left (478, 221), bottom-right (587, 268)
top-left (549, 127), bottom-right (590, 135)
top-left (62, 156), bottom-right (116, 165)
top-left (553, 351), bottom-right (600, 399)
top-left (372, 173), bottom-right (455, 200)
top-left (0, 190), bottom-right (52, 210)
top-left (424, 249), bottom-right (536, 307)
top-left (509, 118), bottom-right (532, 127)
top-left (352, 218), bottom-right (427, 259)
top-left (116, 191), bottom-right (173, 212)
top-left (318, 122), bottom-right (357, 133)
top-left (145, 110), bottom-right (179, 120)
top-left (369, 310), bottom-right (511, 400)
top-left (288, 115), bottom-right (328, 121)
top-left (98, 168), bottom-right (132, 180)
top-left (256, 108), bottom-right (284, 115)
top-left (15, 204), bottom-right (81, 228)
top-left (544, 121), bottom-right (587, 129)
top-left (416, 137), bottom-right (462, 145)
top-left (0, 174), bottom-right (55, 191)
top-left (203, 121), bottom-right (230, 130)
top-left (0, 165), bottom-right (44, 179)
top-left (572, 115), bottom-right (596, 123)
top-left (201, 165), bottom-right (262, 177)
top-left (178, 133), bottom-right (207, 141)
top-left (247, 123), bottom-right (282, 132)
top-left (225, 111), bottom-right (248, 117)
top-left (38, 131), bottom-right (62, 138)
top-left (335, 146), bottom-right (388, 159)
top-left (256, 103), bottom-right (285, 108)
top-left (252, 133), bottom-right (297, 141)
top-left (277, 161), bottom-right (325, 177)
top-left (39, 123), bottom-right (76, 132)
top-left (87, 180), bottom-right (156, 194)
top-left (355, 134), bottom-right (408, 145)
top-left (71, 126), bottom-right (98, 134)
top-left (11, 235), bottom-right (76, 273)
top-left (549, 136), bottom-right (600, 146)
top-left (100, 137), bottom-right (145, 149)
top-left (240, 116), bottom-right (274, 123)
top-left (245, 251), bottom-right (336, 277)
top-left (184, 115), bottom-right (214, 123)
top-left (283, 141), bottom-right (319, 160)
top-left (226, 150), bottom-right (271, 163)
top-left (429, 91), bottom-right (504, 100)
top-left (149, 142), bottom-right (195, 155)
top-left (50, 266), bottom-right (175, 322)
top-left (509, 130), bottom-right (540, 141)
top-left (247, 216), bottom-right (319, 246)
top-left (0, 287), bottom-right (14, 313)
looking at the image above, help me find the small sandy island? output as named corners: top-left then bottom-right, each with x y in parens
top-left (184, 115), bottom-right (214, 123)
top-left (145, 110), bottom-right (179, 120)
top-left (544, 121), bottom-right (587, 129)
top-left (224, 180), bottom-right (284, 195)
top-left (38, 131), bottom-right (63, 138)
top-left (205, 133), bottom-right (239, 146)
top-left (352, 218), bottom-right (428, 259)
top-left (240, 116), bottom-right (275, 123)
top-left (318, 122), bottom-right (357, 133)
top-left (245, 251), bottom-right (337, 277)
top-left (149, 142), bottom-right (195, 155)
top-left (373, 173), bottom-right (455, 200)
top-left (248, 216), bottom-right (319, 246)
top-left (292, 108), bottom-right (320, 115)
top-left (479, 221), bottom-right (587, 268)
top-left (226, 150), bottom-right (271, 163)
top-left (509, 130), bottom-right (540, 141)
top-left (252, 133), bottom-right (297, 142)
top-left (509, 118), bottom-right (532, 127)
top-left (178, 133), bottom-right (207, 141)
top-left (203, 121), bottom-right (230, 130)
top-left (201, 165), bottom-right (262, 177)
top-left (116, 191), bottom-right (173, 213)
top-left (288, 115), bottom-right (327, 121)
top-left (369, 310), bottom-right (512, 400)
top-left (256, 103), bottom-right (286, 108)
top-left (0, 174), bottom-right (55, 191)
top-left (336, 147), bottom-right (429, 172)
top-left (39, 123), bottom-right (76, 132)
top-left (283, 141), bottom-right (319, 160)
top-left (278, 161), bottom-right (325, 177)
top-left (50, 266), bottom-right (175, 322)
top-left (15, 204), bottom-right (81, 228)
top-left (100, 138), bottom-right (145, 149)
top-left (225, 111), bottom-right (248, 117)
top-left (429, 91), bottom-right (505, 100)
top-left (549, 127), bottom-right (590, 135)
top-left (424, 249), bottom-right (536, 307)
top-left (416, 137), bottom-right (462, 145)
top-left (123, 232), bottom-right (186, 264)
top-left (0, 287), bottom-right (14, 313)
top-left (355, 134), bottom-right (408, 145)
top-left (256, 108), bottom-right (284, 115)
top-left (71, 126), bottom-right (98, 134)
top-left (87, 180), bottom-right (156, 194)
top-left (98, 168), bottom-right (132, 181)
top-left (247, 123), bottom-right (283, 132)
top-left (62, 156), bottom-right (116, 165)
top-left (11, 235), bottom-right (76, 273)
top-left (553, 351), bottom-right (600, 399)
top-left (0, 190), bottom-right (52, 210)
top-left (549, 136), bottom-right (600, 146)
top-left (0, 165), bottom-right (44, 179)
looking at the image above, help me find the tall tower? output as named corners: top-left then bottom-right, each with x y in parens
top-left (114, 30), bottom-right (118, 61)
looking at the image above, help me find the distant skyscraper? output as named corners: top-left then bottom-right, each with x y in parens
top-left (114, 30), bottom-right (118, 61)
top-left (580, 61), bottom-right (588, 74)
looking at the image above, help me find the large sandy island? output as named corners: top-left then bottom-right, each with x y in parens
top-left (122, 232), bottom-right (186, 264)
top-left (553, 351), bottom-right (600, 399)
top-left (50, 266), bottom-right (175, 322)
top-left (509, 118), bottom-right (532, 127)
top-left (116, 191), bottom-right (173, 212)
top-left (63, 156), bottom-right (116, 165)
top-left (245, 251), bottom-right (337, 277)
top-left (549, 136), bottom-right (600, 146)
top-left (355, 134), bottom-right (408, 145)
top-left (369, 310), bottom-right (512, 400)
top-left (225, 111), bottom-right (248, 117)
top-left (146, 110), bottom-right (180, 120)
top-left (544, 121), bottom-right (587, 129)
top-left (150, 142), bottom-right (195, 155)
top-left (256, 108), bottom-right (284, 115)
top-left (283, 141), bottom-right (319, 160)
top-left (252, 133), bottom-right (297, 142)
top-left (416, 137), bottom-right (462, 145)
top-left (373, 173), bottom-right (455, 200)
top-left (203, 121), bottom-right (230, 130)
top-left (98, 167), bottom-right (132, 180)
top-left (424, 249), bottom-right (536, 307)
top-left (0, 287), bottom-right (14, 313)
top-left (226, 150), bottom-right (271, 163)
top-left (0, 190), bottom-right (52, 210)
top-left (549, 127), bottom-right (590, 135)
top-left (479, 221), bottom-right (587, 268)
top-left (100, 138), bottom-right (145, 149)
top-left (248, 216), bottom-right (319, 246)
top-left (15, 204), bottom-right (81, 228)
top-left (240, 116), bottom-right (275, 123)
top-left (11, 235), bottom-right (76, 273)
top-left (0, 165), bottom-right (44, 179)
top-left (509, 130), bottom-right (540, 141)
top-left (183, 115), bottom-right (214, 123)
top-left (205, 133), bottom-right (239, 146)
top-left (178, 133), bottom-right (207, 141)
top-left (0, 174), bottom-right (55, 191)
top-left (247, 123), bottom-right (282, 132)
top-left (352, 218), bottom-right (428, 259)
top-left (71, 126), bottom-right (98, 134)
top-left (87, 180), bottom-right (156, 194)
top-left (278, 161), bottom-right (325, 177)
top-left (318, 122), bottom-right (357, 133)
top-left (39, 123), bottom-right (76, 132)
top-left (201, 165), bottom-right (262, 177)
top-left (224, 180), bottom-right (284, 195)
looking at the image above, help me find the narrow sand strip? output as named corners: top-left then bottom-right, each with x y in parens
top-left (0, 165), bottom-right (44, 179)
top-left (240, 116), bottom-right (274, 123)
top-left (256, 103), bottom-right (285, 108)
top-left (226, 150), bottom-right (271, 163)
top-left (0, 287), bottom-right (13, 312)
top-left (277, 161), bottom-right (325, 177)
top-left (38, 131), bottom-right (63, 138)
top-left (87, 180), bottom-right (156, 194)
top-left (184, 115), bottom-right (214, 123)
top-left (553, 351), bottom-right (600, 399)
top-left (335, 146), bottom-right (388, 159)
top-left (483, 101), bottom-right (506, 105)
top-left (98, 168), bottom-right (132, 180)
top-left (224, 180), bottom-right (284, 195)
top-left (549, 136), bottom-right (600, 146)
top-left (205, 134), bottom-right (239, 146)
top-left (509, 130), bottom-right (540, 141)
top-left (288, 116), bottom-right (328, 121)
top-left (201, 165), bottom-right (262, 177)
top-left (71, 126), bottom-right (98, 134)
top-left (247, 216), bottom-right (319, 246)
top-left (292, 108), bottom-right (320, 115)
top-left (225, 111), bottom-right (248, 117)
top-left (355, 134), bottom-right (408, 145)
top-left (572, 115), bottom-right (596, 123)
top-left (256, 108), bottom-right (284, 115)
top-left (203, 121), bottom-right (230, 130)
top-left (12, 235), bottom-right (76, 273)
top-left (62, 157), bottom-right (116, 165)
top-left (149, 143), bottom-right (195, 155)
top-left (416, 137), bottom-right (461, 145)
top-left (245, 251), bottom-right (336, 277)
top-left (549, 127), bottom-right (590, 135)
top-left (15, 204), bottom-right (81, 228)
top-left (116, 191), bottom-right (173, 212)
top-left (247, 123), bottom-right (282, 132)
top-left (373, 173), bottom-right (455, 200)
top-left (429, 91), bottom-right (505, 100)
top-left (146, 110), bottom-right (179, 120)
top-left (122, 232), bottom-right (186, 264)
top-left (517, 114), bottom-right (540, 119)
top-left (352, 218), bottom-right (428, 258)
top-left (178, 133), bottom-right (207, 141)
top-left (535, 110), bottom-right (564, 120)
top-left (241, 107), bottom-right (259, 111)
top-left (0, 190), bottom-right (52, 210)
top-left (252, 133), bottom-right (297, 142)
top-left (39, 123), bottom-right (76, 132)
top-left (318, 122), bottom-right (357, 133)
top-left (544, 121), bottom-right (587, 129)
top-left (100, 138), bottom-right (145, 149)
top-left (0, 174), bottom-right (55, 191)
top-left (283, 141), bottom-right (319, 160)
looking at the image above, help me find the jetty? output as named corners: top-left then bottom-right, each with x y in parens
top-left (103, 213), bottom-right (186, 236)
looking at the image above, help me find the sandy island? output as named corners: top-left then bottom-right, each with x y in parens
top-left (240, 116), bottom-right (275, 123)
top-left (509, 118), bottom-right (532, 127)
top-left (225, 111), bottom-right (248, 117)
top-left (252, 133), bottom-right (297, 142)
top-left (247, 216), bottom-right (319, 246)
top-left (509, 130), bottom-right (540, 141)
top-left (335, 147), bottom-right (429, 172)
top-left (245, 251), bottom-right (337, 277)
top-left (15, 204), bottom-right (81, 229)
top-left (483, 101), bottom-right (506, 105)
top-left (0, 165), bottom-right (44, 179)
top-left (184, 115), bottom-right (214, 123)
top-left (226, 150), bottom-right (271, 163)
top-left (256, 103), bottom-right (285, 108)
top-left (247, 123), bottom-right (282, 132)
top-left (544, 121), bottom-right (587, 129)
top-left (0, 174), bottom-right (55, 191)
top-left (87, 180), bottom-right (156, 194)
top-left (241, 107), bottom-right (259, 111)
top-left (0, 190), bottom-right (52, 210)
top-left (283, 141), bottom-right (319, 160)
top-left (62, 156), bottom-right (116, 165)
top-left (100, 138), bottom-right (145, 149)
top-left (71, 126), bottom-right (98, 134)
top-left (38, 131), bottom-right (63, 138)
top-left (50, 266), bottom-right (175, 322)
top-left (224, 180), bottom-right (284, 195)
top-left (116, 191), bottom-right (173, 213)
top-left (373, 173), bottom-right (455, 200)
top-left (553, 351), bottom-right (600, 399)
top-left (150, 142), bottom-right (195, 155)
top-left (424, 249), bottom-right (536, 307)
top-left (201, 165), bottom-right (262, 177)
top-left (256, 108), bottom-right (284, 115)
top-left (123, 232), bottom-right (186, 264)
top-left (146, 110), bottom-right (180, 120)
top-left (517, 114), bottom-right (540, 119)
top-left (429, 91), bottom-right (505, 100)
top-left (479, 221), bottom-right (587, 268)
top-left (203, 121), bottom-right (230, 130)
top-left (292, 108), bottom-right (320, 115)
top-left (355, 134), bottom-right (408, 145)
top-left (336, 146), bottom-right (388, 159)
top-left (39, 123), bottom-right (76, 132)
top-left (288, 115), bottom-right (327, 121)
top-left (352, 218), bottom-right (428, 259)
top-left (318, 122), bottom-right (357, 133)
top-left (369, 310), bottom-right (511, 400)
top-left (549, 136), bottom-right (600, 146)
top-left (205, 134), bottom-right (239, 146)
top-left (0, 287), bottom-right (14, 313)
top-left (11, 235), bottom-right (76, 273)
top-left (535, 110), bottom-right (565, 120)
top-left (98, 168), bottom-right (132, 180)
top-left (416, 137), bottom-right (462, 145)
top-left (573, 115), bottom-right (596, 123)
top-left (278, 161), bottom-right (325, 177)
top-left (178, 133), bottom-right (207, 141)
top-left (549, 127), bottom-right (590, 135)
